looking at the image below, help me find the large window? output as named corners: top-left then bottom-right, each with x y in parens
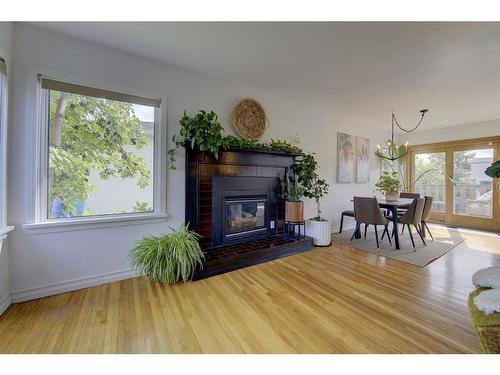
top-left (36, 76), bottom-right (163, 222)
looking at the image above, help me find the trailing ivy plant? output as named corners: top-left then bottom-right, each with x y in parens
top-left (168, 110), bottom-right (228, 169)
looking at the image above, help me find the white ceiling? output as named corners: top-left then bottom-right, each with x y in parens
top-left (29, 22), bottom-right (500, 131)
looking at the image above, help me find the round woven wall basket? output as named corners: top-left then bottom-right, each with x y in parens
top-left (232, 98), bottom-right (268, 140)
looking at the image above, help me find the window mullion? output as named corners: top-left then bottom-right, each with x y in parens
top-left (35, 88), bottom-right (50, 223)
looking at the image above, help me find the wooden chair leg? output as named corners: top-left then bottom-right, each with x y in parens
top-left (424, 221), bottom-right (434, 240)
top-left (414, 224), bottom-right (426, 246)
top-left (364, 223), bottom-right (368, 239)
top-left (374, 225), bottom-right (379, 248)
top-left (340, 213), bottom-right (344, 233)
top-left (350, 222), bottom-right (360, 242)
top-left (408, 226), bottom-right (416, 248)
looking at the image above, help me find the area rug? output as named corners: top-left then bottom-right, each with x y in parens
top-left (334, 227), bottom-right (464, 267)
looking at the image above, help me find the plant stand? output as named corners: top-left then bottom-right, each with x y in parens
top-left (285, 220), bottom-right (306, 239)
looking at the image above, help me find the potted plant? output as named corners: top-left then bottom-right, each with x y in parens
top-left (485, 160), bottom-right (500, 178)
top-left (375, 171), bottom-right (402, 201)
top-left (304, 177), bottom-right (331, 246)
top-left (296, 153), bottom-right (331, 246)
top-left (285, 174), bottom-right (305, 222)
top-left (129, 224), bottom-right (204, 284)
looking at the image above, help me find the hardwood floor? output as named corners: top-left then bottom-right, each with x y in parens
top-left (0, 226), bottom-right (498, 353)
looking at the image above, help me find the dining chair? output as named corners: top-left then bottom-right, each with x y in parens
top-left (421, 196), bottom-right (434, 240)
top-left (397, 192), bottom-right (421, 217)
top-left (339, 210), bottom-right (354, 233)
top-left (350, 197), bottom-right (392, 250)
top-left (395, 198), bottom-right (426, 248)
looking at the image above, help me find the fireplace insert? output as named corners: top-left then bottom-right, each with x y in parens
top-left (212, 176), bottom-right (278, 246)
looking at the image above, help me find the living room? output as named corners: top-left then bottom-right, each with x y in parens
top-left (1, 1), bottom-right (500, 373)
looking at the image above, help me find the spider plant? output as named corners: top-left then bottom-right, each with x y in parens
top-left (129, 224), bottom-right (204, 284)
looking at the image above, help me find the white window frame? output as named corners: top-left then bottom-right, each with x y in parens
top-left (0, 57), bottom-right (14, 241)
top-left (24, 67), bottom-right (168, 234)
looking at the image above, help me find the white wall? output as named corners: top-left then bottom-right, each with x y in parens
top-left (7, 23), bottom-right (389, 301)
top-left (399, 118), bottom-right (500, 145)
top-left (0, 22), bottom-right (13, 314)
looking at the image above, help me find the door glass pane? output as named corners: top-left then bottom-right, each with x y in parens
top-left (453, 149), bottom-right (494, 218)
top-left (414, 152), bottom-right (446, 212)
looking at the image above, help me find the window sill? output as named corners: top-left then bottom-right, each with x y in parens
top-left (0, 226), bottom-right (14, 239)
top-left (23, 213), bottom-right (168, 235)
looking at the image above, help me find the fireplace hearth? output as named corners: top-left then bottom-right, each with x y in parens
top-left (185, 146), bottom-right (313, 279)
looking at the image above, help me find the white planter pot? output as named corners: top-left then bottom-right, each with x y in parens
top-left (384, 192), bottom-right (399, 201)
top-left (306, 218), bottom-right (332, 246)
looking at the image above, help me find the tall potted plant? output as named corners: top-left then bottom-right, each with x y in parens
top-left (297, 153), bottom-right (331, 246)
top-left (285, 174), bottom-right (305, 223)
top-left (304, 176), bottom-right (331, 246)
top-left (374, 171), bottom-right (402, 201)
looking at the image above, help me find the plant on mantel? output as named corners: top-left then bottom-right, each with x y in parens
top-left (167, 109), bottom-right (328, 197)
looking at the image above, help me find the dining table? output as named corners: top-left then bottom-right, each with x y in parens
top-left (352, 197), bottom-right (414, 250)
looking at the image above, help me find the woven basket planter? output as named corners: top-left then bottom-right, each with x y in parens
top-left (468, 287), bottom-right (500, 353)
top-left (232, 98), bottom-right (268, 140)
top-left (285, 201), bottom-right (304, 222)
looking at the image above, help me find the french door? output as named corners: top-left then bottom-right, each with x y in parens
top-left (408, 137), bottom-right (500, 232)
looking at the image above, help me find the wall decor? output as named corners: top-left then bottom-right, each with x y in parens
top-left (355, 136), bottom-right (370, 183)
top-left (232, 98), bottom-right (268, 140)
top-left (337, 132), bottom-right (355, 183)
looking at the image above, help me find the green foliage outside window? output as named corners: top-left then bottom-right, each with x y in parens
top-left (48, 91), bottom-right (151, 216)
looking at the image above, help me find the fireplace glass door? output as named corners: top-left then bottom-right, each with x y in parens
top-left (226, 199), bottom-right (267, 237)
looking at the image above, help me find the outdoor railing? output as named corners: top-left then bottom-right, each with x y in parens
top-left (414, 183), bottom-right (492, 217)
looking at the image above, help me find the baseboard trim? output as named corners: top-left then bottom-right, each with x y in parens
top-left (331, 223), bottom-right (356, 233)
top-left (0, 294), bottom-right (11, 316)
top-left (11, 268), bottom-right (137, 303)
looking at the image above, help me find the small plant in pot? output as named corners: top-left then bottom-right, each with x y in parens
top-left (129, 224), bottom-right (204, 284)
top-left (375, 171), bottom-right (402, 201)
top-left (285, 174), bottom-right (305, 223)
